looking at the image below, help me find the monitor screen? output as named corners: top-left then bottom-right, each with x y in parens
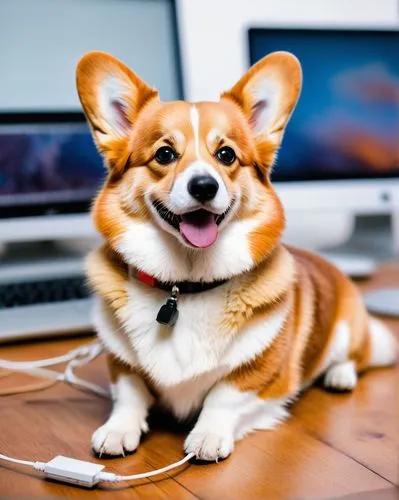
top-left (248, 28), bottom-right (399, 182)
top-left (0, 114), bottom-right (104, 218)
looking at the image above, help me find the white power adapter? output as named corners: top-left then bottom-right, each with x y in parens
top-left (43, 456), bottom-right (107, 488)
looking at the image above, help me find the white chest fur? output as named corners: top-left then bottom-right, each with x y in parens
top-left (94, 280), bottom-right (288, 419)
top-left (122, 282), bottom-right (231, 385)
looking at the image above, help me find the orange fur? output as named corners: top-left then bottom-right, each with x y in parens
top-left (85, 245), bottom-right (129, 315)
top-left (225, 247), bottom-right (373, 397)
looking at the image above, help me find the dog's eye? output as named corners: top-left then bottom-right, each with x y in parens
top-left (155, 146), bottom-right (178, 165)
top-left (215, 146), bottom-right (236, 166)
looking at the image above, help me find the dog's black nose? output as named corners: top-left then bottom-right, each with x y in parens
top-left (188, 175), bottom-right (219, 202)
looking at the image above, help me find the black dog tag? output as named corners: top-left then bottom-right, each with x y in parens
top-left (156, 286), bottom-right (179, 326)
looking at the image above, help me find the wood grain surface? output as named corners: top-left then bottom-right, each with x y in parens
top-left (0, 261), bottom-right (398, 499)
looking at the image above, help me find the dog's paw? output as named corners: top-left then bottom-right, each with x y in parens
top-left (324, 360), bottom-right (357, 391)
top-left (92, 420), bottom-right (147, 456)
top-left (184, 431), bottom-right (234, 462)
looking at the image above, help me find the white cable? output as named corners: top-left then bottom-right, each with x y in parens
top-left (0, 451), bottom-right (195, 487)
top-left (0, 452), bottom-right (36, 467)
top-left (0, 342), bottom-right (109, 398)
top-left (0, 453), bottom-right (46, 472)
top-left (0, 346), bottom-right (89, 370)
top-left (61, 343), bottom-right (110, 398)
top-left (99, 452), bottom-right (196, 482)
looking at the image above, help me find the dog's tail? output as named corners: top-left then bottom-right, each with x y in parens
top-left (366, 317), bottom-right (397, 368)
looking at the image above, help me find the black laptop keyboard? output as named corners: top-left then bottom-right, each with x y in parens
top-left (0, 276), bottom-right (91, 308)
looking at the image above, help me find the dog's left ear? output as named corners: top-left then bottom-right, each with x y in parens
top-left (222, 51), bottom-right (302, 151)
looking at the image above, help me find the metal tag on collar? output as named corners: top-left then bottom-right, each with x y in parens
top-left (156, 285), bottom-right (179, 326)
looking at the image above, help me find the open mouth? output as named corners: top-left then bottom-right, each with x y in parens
top-left (152, 200), bottom-right (233, 248)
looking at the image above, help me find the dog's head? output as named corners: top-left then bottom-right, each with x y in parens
top-left (76, 51), bottom-right (301, 281)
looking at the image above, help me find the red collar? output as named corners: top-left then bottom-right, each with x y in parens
top-left (129, 267), bottom-right (227, 294)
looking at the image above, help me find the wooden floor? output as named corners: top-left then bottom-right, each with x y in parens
top-left (0, 262), bottom-right (398, 499)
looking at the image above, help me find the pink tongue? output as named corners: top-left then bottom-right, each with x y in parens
top-left (180, 212), bottom-right (218, 248)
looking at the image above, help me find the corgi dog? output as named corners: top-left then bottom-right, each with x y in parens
top-left (76, 51), bottom-right (397, 461)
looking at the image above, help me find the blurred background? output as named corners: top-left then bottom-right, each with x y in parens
top-left (0, 0), bottom-right (398, 342)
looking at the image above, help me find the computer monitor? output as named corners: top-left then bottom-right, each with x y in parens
top-left (0, 0), bottom-right (182, 243)
top-left (248, 27), bottom-right (399, 214)
top-left (0, 112), bottom-right (104, 242)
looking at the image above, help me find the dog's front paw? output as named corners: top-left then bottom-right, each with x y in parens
top-left (92, 419), bottom-right (147, 456)
top-left (184, 431), bottom-right (234, 461)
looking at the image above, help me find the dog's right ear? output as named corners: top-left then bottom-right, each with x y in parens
top-left (221, 52), bottom-right (301, 172)
top-left (76, 51), bottom-right (158, 167)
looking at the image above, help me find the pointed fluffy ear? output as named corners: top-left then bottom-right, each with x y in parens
top-left (76, 51), bottom-right (158, 155)
top-left (222, 51), bottom-right (302, 149)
